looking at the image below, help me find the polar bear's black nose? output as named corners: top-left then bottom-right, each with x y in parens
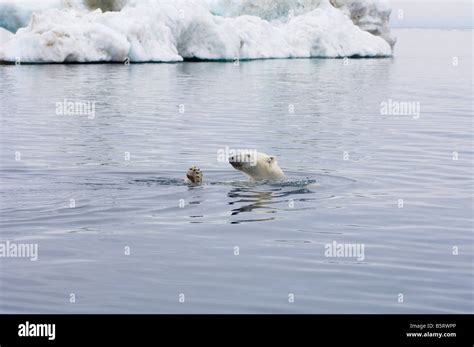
top-left (228, 156), bottom-right (242, 168)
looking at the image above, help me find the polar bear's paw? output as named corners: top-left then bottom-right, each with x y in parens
top-left (186, 166), bottom-right (203, 185)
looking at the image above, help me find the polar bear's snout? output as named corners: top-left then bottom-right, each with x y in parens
top-left (228, 153), bottom-right (255, 168)
top-left (228, 155), bottom-right (244, 168)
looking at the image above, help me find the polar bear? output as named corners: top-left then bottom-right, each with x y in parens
top-left (185, 152), bottom-right (285, 185)
top-left (228, 151), bottom-right (285, 181)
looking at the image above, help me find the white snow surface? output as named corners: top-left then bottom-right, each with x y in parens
top-left (0, 0), bottom-right (395, 62)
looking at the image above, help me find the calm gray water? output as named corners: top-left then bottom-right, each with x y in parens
top-left (0, 29), bottom-right (472, 313)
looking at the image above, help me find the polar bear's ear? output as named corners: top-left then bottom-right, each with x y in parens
top-left (267, 156), bottom-right (276, 164)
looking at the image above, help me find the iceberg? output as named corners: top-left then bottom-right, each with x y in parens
top-left (0, 0), bottom-right (395, 63)
top-left (0, 0), bottom-right (62, 33)
top-left (330, 0), bottom-right (396, 47)
top-left (0, 27), bottom-right (14, 44)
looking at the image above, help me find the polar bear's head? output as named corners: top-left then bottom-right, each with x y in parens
top-left (229, 151), bottom-right (285, 181)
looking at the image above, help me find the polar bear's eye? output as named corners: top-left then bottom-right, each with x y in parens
top-left (267, 156), bottom-right (275, 164)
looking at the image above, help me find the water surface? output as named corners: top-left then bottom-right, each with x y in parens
top-left (0, 29), bottom-right (472, 313)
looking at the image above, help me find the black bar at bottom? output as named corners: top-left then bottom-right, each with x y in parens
top-left (0, 314), bottom-right (472, 346)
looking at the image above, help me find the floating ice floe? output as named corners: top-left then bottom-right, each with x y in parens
top-left (0, 0), bottom-right (395, 63)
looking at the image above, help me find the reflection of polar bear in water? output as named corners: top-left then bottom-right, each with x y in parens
top-left (186, 152), bottom-right (285, 185)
